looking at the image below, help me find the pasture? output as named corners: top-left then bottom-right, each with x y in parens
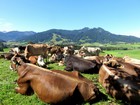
top-left (1, 48), bottom-right (140, 105)
top-left (103, 49), bottom-right (140, 59)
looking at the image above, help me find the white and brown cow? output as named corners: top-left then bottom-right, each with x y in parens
top-left (80, 46), bottom-right (101, 56)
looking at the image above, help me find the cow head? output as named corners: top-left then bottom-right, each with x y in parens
top-left (10, 56), bottom-right (25, 70)
top-left (10, 53), bottom-right (29, 70)
top-left (56, 51), bottom-right (64, 61)
top-left (103, 60), bottom-right (121, 68)
top-left (37, 55), bottom-right (46, 67)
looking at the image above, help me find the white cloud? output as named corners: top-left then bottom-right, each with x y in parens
top-left (0, 19), bottom-right (14, 32)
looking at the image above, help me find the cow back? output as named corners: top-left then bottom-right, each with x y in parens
top-left (99, 63), bottom-right (140, 103)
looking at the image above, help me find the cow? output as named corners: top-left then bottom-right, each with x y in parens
top-left (48, 45), bottom-right (64, 56)
top-left (10, 53), bottom-right (46, 70)
top-left (63, 45), bottom-right (75, 56)
top-left (64, 55), bottom-right (99, 73)
top-left (18, 46), bottom-right (26, 53)
top-left (10, 47), bottom-right (20, 54)
top-left (58, 60), bottom-right (64, 66)
top-left (24, 44), bottom-right (51, 59)
top-left (11, 57), bottom-right (100, 105)
top-left (99, 61), bottom-right (140, 104)
top-left (84, 56), bottom-right (104, 70)
top-left (10, 46), bottom-right (26, 54)
top-left (103, 60), bottom-right (121, 68)
top-left (48, 53), bottom-right (64, 63)
top-left (0, 53), bottom-right (14, 60)
top-left (28, 55), bottom-right (46, 67)
top-left (123, 56), bottom-right (140, 65)
top-left (84, 56), bottom-right (103, 64)
top-left (10, 53), bottom-right (30, 70)
top-left (48, 54), bottom-right (61, 63)
top-left (37, 55), bottom-right (46, 67)
top-left (80, 46), bottom-right (101, 56)
top-left (28, 56), bottom-right (38, 64)
top-left (74, 50), bottom-right (86, 58)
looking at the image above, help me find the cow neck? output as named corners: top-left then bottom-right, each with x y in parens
top-left (17, 62), bottom-right (27, 76)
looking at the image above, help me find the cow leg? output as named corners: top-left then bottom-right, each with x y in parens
top-left (77, 83), bottom-right (97, 102)
top-left (15, 83), bottom-right (29, 95)
top-left (16, 75), bottom-right (33, 95)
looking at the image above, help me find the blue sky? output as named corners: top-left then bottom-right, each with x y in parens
top-left (0, 0), bottom-right (140, 37)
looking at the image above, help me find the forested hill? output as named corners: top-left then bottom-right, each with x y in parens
top-left (0, 27), bottom-right (140, 44)
top-left (18, 27), bottom-right (140, 44)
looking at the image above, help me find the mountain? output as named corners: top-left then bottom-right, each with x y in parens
top-left (0, 31), bottom-right (36, 41)
top-left (0, 39), bottom-right (5, 42)
top-left (0, 28), bottom-right (140, 44)
top-left (18, 27), bottom-right (140, 44)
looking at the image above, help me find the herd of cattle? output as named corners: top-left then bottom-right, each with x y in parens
top-left (1, 43), bottom-right (140, 105)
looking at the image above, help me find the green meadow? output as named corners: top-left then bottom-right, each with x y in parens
top-left (1, 44), bottom-right (140, 105)
top-left (0, 58), bottom-right (125, 105)
top-left (103, 49), bottom-right (140, 59)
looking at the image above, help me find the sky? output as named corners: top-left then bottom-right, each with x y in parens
top-left (0, 0), bottom-right (140, 37)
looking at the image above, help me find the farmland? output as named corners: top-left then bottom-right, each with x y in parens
top-left (0, 45), bottom-right (140, 105)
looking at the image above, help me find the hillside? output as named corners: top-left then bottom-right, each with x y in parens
top-left (18, 27), bottom-right (140, 44)
top-left (0, 31), bottom-right (36, 41)
top-left (0, 27), bottom-right (140, 44)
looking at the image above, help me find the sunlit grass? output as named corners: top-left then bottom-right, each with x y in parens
top-left (1, 46), bottom-right (139, 104)
top-left (103, 49), bottom-right (140, 59)
top-left (0, 58), bottom-right (125, 105)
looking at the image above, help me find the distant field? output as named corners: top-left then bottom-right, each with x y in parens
top-left (102, 49), bottom-right (140, 59)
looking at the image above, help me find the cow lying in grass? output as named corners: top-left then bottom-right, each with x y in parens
top-left (11, 57), bottom-right (100, 105)
top-left (10, 53), bottom-right (46, 70)
top-left (99, 60), bottom-right (140, 104)
top-left (64, 55), bottom-right (99, 73)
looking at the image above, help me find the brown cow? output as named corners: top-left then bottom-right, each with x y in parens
top-left (123, 56), bottom-right (140, 65)
top-left (28, 56), bottom-right (38, 64)
top-left (84, 56), bottom-right (103, 64)
top-left (12, 57), bottom-right (100, 105)
top-left (63, 46), bottom-right (74, 56)
top-left (99, 61), bottom-right (140, 104)
top-left (49, 45), bottom-right (63, 55)
top-left (48, 45), bottom-right (64, 62)
top-left (24, 44), bottom-right (51, 59)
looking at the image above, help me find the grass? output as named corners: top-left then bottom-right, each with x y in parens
top-left (0, 59), bottom-right (46, 105)
top-left (0, 58), bottom-right (127, 105)
top-left (1, 48), bottom-right (139, 105)
top-left (102, 49), bottom-right (140, 59)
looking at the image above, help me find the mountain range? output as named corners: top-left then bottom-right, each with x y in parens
top-left (0, 31), bottom-right (36, 41)
top-left (0, 27), bottom-right (140, 44)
